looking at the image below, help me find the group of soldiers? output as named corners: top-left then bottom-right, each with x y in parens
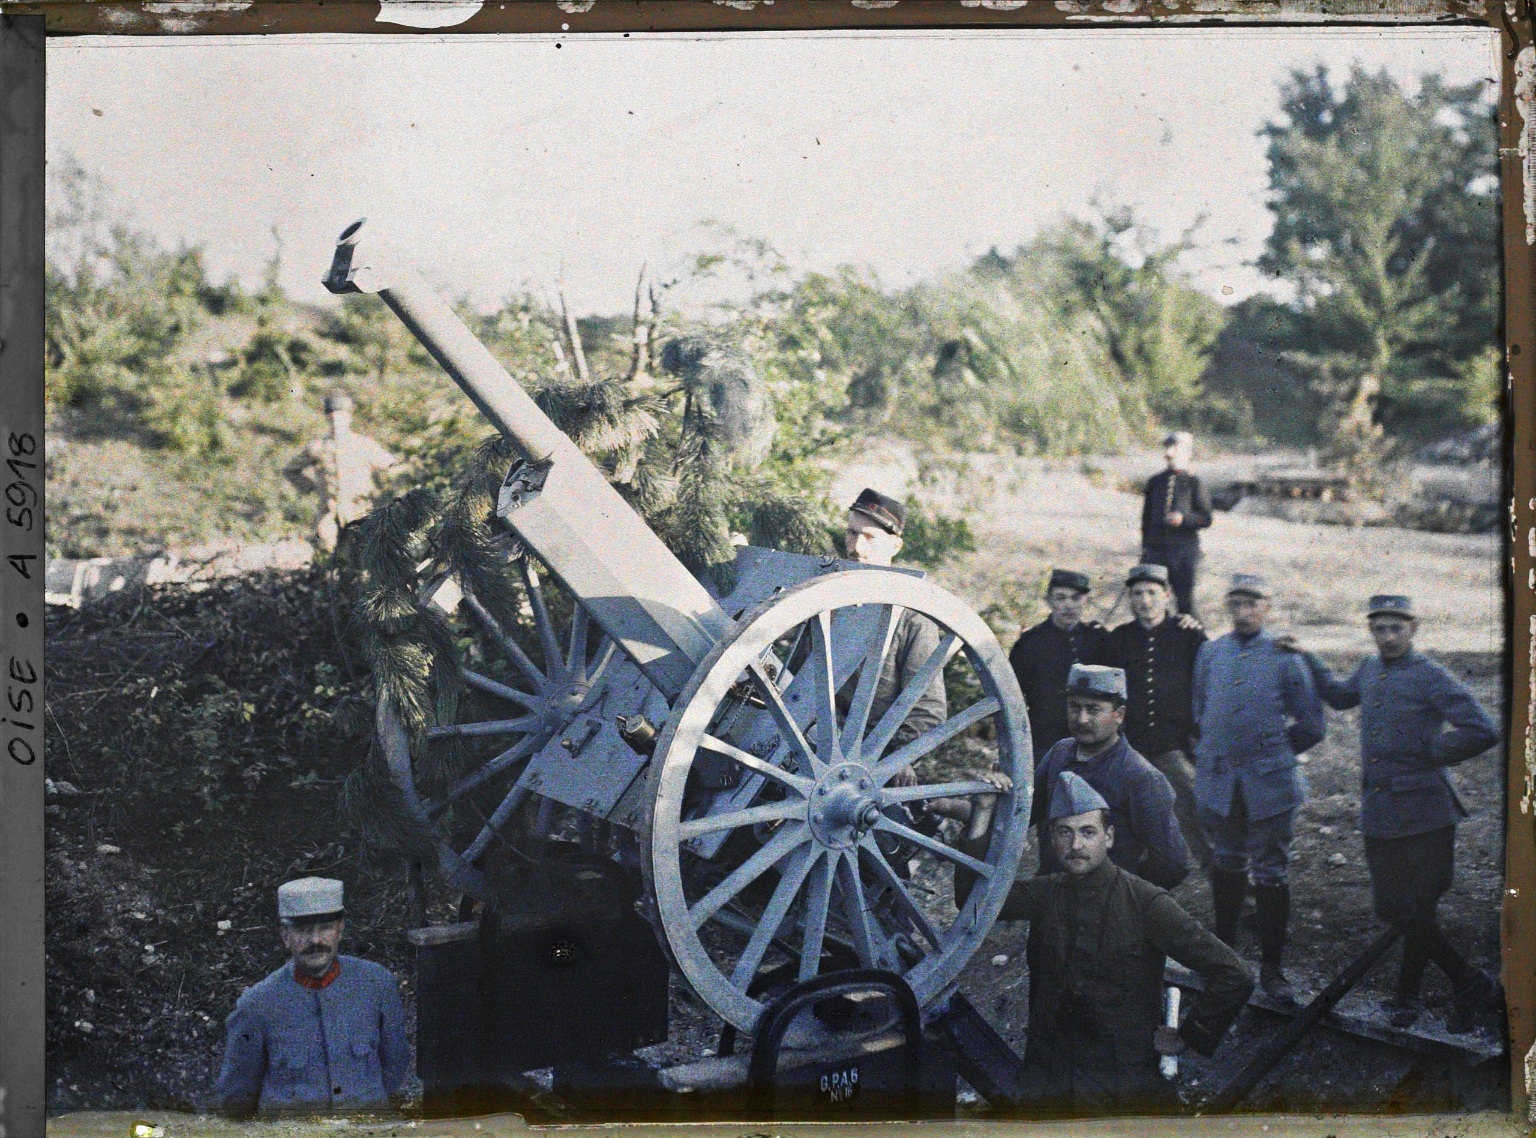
top-left (217, 432), bottom-right (1502, 1120)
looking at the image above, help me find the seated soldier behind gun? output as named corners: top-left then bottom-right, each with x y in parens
top-left (1033, 664), bottom-right (1191, 888)
top-left (986, 772), bottom-right (1253, 1115)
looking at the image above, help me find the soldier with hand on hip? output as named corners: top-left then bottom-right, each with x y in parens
top-left (1192, 574), bottom-right (1324, 1006)
top-left (1141, 432), bottom-right (1212, 617)
top-left (986, 771), bottom-right (1252, 1116)
top-left (1103, 563), bottom-right (1211, 869)
top-left (1281, 595), bottom-right (1502, 1032)
top-left (217, 877), bottom-right (410, 1118)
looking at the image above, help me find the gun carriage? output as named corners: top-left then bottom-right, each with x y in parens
top-left (323, 220), bottom-right (1034, 1038)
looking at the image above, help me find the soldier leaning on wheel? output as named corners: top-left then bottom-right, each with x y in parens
top-left (986, 772), bottom-right (1252, 1116)
top-left (841, 488), bottom-right (947, 775)
top-left (1280, 594), bottom-right (1502, 1033)
top-left (217, 878), bottom-right (410, 1118)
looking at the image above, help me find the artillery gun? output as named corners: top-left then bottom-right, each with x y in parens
top-left (323, 220), bottom-right (1034, 1037)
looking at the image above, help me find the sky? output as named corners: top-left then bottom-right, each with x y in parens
top-left (46, 26), bottom-right (1498, 316)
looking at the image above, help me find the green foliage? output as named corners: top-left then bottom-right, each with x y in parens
top-left (1256, 66), bottom-right (1499, 454)
top-left (897, 497), bottom-right (977, 570)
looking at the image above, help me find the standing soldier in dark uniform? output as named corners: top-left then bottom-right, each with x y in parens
top-left (1010, 570), bottom-right (1109, 764)
top-left (1104, 564), bottom-right (1211, 868)
top-left (989, 771), bottom-right (1253, 1116)
top-left (1192, 574), bottom-right (1324, 1005)
top-left (1284, 595), bottom-right (1501, 1031)
top-left (1141, 431), bottom-right (1212, 617)
top-left (1031, 664), bottom-right (1191, 889)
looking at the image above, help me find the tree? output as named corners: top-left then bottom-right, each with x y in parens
top-left (1258, 66), bottom-right (1499, 465)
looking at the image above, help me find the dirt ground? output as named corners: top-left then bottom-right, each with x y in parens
top-left (43, 448), bottom-right (1510, 1119)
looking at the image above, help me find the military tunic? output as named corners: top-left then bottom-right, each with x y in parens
top-left (1192, 632), bottom-right (1324, 821)
top-left (1031, 736), bottom-right (1191, 888)
top-left (1302, 648), bottom-right (1498, 839)
top-left (1140, 470), bottom-right (1213, 615)
top-left (1104, 618), bottom-right (1206, 757)
top-left (217, 955), bottom-right (410, 1116)
top-left (1010, 619), bottom-right (1111, 763)
top-left (998, 861), bottom-right (1253, 1112)
top-left (870, 608), bottom-right (949, 753)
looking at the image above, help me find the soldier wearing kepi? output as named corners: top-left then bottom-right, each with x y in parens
top-left (991, 771), bottom-right (1252, 1115)
top-left (1103, 563), bottom-right (1211, 869)
top-left (1010, 570), bottom-right (1110, 764)
top-left (1192, 574), bottom-right (1325, 1005)
top-left (842, 489), bottom-right (948, 765)
top-left (1032, 664), bottom-right (1191, 889)
top-left (217, 878), bottom-right (409, 1118)
top-left (1141, 431), bottom-right (1213, 617)
top-left (1285, 595), bottom-right (1502, 1032)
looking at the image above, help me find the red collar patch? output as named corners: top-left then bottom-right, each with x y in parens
top-left (294, 959), bottom-right (341, 990)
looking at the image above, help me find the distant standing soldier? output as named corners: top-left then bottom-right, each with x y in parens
top-left (217, 878), bottom-right (410, 1118)
top-left (1284, 595), bottom-right (1502, 1032)
top-left (1141, 431), bottom-right (1213, 617)
top-left (1032, 664), bottom-right (1191, 889)
top-left (1010, 570), bottom-right (1110, 764)
top-left (284, 392), bottom-right (399, 552)
top-left (1104, 563), bottom-right (1212, 868)
top-left (986, 771), bottom-right (1253, 1115)
top-left (1192, 574), bottom-right (1325, 1005)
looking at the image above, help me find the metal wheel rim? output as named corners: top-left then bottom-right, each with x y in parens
top-left (644, 570), bottom-right (1032, 1032)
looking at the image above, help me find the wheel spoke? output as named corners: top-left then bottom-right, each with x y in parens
top-left (857, 835), bottom-right (944, 951)
top-left (747, 660), bottom-right (822, 775)
top-left (836, 848), bottom-right (880, 966)
top-left (424, 736), bottom-right (540, 818)
top-left (463, 592), bottom-right (545, 689)
top-left (519, 559), bottom-right (566, 678)
top-left (881, 779), bottom-right (1003, 804)
top-left (698, 734), bottom-right (815, 796)
top-left (689, 822), bottom-right (811, 930)
top-left (587, 636), bottom-right (617, 686)
top-left (871, 697), bottom-right (1001, 787)
top-left (870, 814), bottom-right (994, 878)
top-left (426, 716), bottom-right (542, 740)
top-left (460, 782), bottom-right (532, 865)
top-left (461, 668), bottom-right (542, 710)
top-left (679, 799), bottom-right (806, 841)
top-left (729, 847), bottom-right (820, 989)
top-left (567, 605), bottom-right (591, 680)
top-left (808, 611), bottom-right (841, 768)
top-left (841, 605), bottom-right (900, 764)
top-left (860, 631), bottom-right (959, 762)
top-left (798, 850), bottom-right (837, 981)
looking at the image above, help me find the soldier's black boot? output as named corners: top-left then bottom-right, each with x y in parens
top-left (1253, 883), bottom-right (1299, 1007)
top-left (1210, 869), bottom-right (1247, 947)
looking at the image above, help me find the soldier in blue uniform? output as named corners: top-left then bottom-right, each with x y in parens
top-left (1032, 664), bottom-right (1191, 889)
top-left (1010, 570), bottom-right (1111, 764)
top-left (217, 877), bottom-right (410, 1117)
top-left (1192, 574), bottom-right (1325, 1005)
top-left (1284, 594), bottom-right (1502, 1031)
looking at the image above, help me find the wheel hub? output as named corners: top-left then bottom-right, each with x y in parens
top-left (807, 763), bottom-right (882, 850)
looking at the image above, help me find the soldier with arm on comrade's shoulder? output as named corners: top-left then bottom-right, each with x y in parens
top-left (1281, 594), bottom-right (1502, 1032)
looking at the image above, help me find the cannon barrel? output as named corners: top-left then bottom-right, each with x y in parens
top-left (323, 219), bottom-right (731, 699)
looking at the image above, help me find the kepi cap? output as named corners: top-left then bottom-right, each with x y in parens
top-left (278, 877), bottom-right (345, 924)
top-left (1227, 573), bottom-right (1272, 599)
top-left (850, 488), bottom-right (905, 536)
top-left (1047, 568), bottom-right (1091, 595)
top-left (1126, 563), bottom-right (1170, 588)
top-left (1366, 594), bottom-right (1415, 619)
top-left (1163, 430), bottom-right (1194, 448)
top-left (323, 392), bottom-right (353, 414)
top-left (1065, 663), bottom-right (1127, 704)
top-left (1049, 770), bottom-right (1111, 822)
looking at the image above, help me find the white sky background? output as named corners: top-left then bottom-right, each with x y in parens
top-left (47, 27), bottom-right (1498, 317)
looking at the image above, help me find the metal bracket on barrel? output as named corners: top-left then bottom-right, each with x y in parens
top-left (497, 455), bottom-right (555, 518)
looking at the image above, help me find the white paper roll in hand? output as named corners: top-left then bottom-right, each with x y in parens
top-left (1160, 987), bottom-right (1181, 1080)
